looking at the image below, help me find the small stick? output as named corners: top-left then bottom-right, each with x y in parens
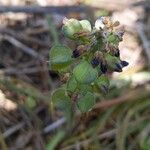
top-left (3, 67), bottom-right (49, 75)
top-left (0, 35), bottom-right (44, 60)
top-left (136, 23), bottom-right (150, 64)
top-left (0, 28), bottom-right (49, 47)
top-left (0, 6), bottom-right (90, 14)
top-left (0, 130), bottom-right (8, 150)
top-left (2, 122), bottom-right (25, 138)
top-left (43, 117), bottom-right (66, 134)
top-left (93, 87), bottom-right (150, 110)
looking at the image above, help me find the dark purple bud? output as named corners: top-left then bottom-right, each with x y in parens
top-left (121, 61), bottom-right (129, 67)
top-left (114, 63), bottom-right (122, 72)
top-left (114, 68), bottom-right (122, 72)
top-left (72, 49), bottom-right (80, 58)
top-left (118, 31), bottom-right (124, 37)
top-left (91, 58), bottom-right (100, 68)
top-left (100, 62), bottom-right (107, 74)
top-left (114, 49), bottom-right (120, 57)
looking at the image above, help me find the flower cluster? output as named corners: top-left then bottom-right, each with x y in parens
top-left (49, 17), bottom-right (128, 113)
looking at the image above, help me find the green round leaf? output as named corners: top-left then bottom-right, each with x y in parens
top-left (73, 61), bottom-right (98, 84)
top-left (52, 88), bottom-right (70, 107)
top-left (79, 20), bottom-right (92, 32)
top-left (77, 92), bottom-right (95, 112)
top-left (67, 76), bottom-right (77, 93)
top-left (62, 19), bottom-right (83, 39)
top-left (96, 75), bottom-right (109, 87)
top-left (25, 97), bottom-right (36, 109)
top-left (49, 45), bottom-right (73, 71)
top-left (51, 88), bottom-right (72, 120)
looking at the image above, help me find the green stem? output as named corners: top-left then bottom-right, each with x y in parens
top-left (46, 15), bottom-right (59, 45)
top-left (0, 131), bottom-right (7, 150)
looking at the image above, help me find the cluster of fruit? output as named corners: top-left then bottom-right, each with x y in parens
top-left (49, 17), bottom-right (129, 113)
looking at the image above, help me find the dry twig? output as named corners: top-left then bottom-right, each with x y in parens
top-left (136, 23), bottom-right (150, 63)
top-left (2, 122), bottom-right (25, 139)
top-left (0, 6), bottom-right (90, 14)
top-left (0, 35), bottom-right (44, 60)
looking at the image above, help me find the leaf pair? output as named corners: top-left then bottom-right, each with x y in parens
top-left (52, 88), bottom-right (95, 113)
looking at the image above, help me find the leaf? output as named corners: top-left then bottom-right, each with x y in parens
top-left (51, 88), bottom-right (72, 120)
top-left (73, 61), bottom-right (98, 84)
top-left (95, 75), bottom-right (110, 93)
top-left (49, 45), bottom-right (73, 71)
top-left (77, 92), bottom-right (95, 112)
top-left (108, 34), bottom-right (119, 45)
top-left (105, 54), bottom-right (121, 71)
top-left (79, 20), bottom-right (92, 32)
top-left (51, 88), bottom-right (70, 108)
top-left (67, 76), bottom-right (77, 93)
top-left (62, 18), bottom-right (83, 39)
top-left (46, 131), bottom-right (65, 150)
top-left (77, 83), bottom-right (93, 95)
top-left (25, 96), bottom-right (36, 109)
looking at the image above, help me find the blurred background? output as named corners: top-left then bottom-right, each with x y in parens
top-left (0, 0), bottom-right (150, 150)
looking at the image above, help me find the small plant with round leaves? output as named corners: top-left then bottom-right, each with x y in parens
top-left (49, 17), bottom-right (129, 116)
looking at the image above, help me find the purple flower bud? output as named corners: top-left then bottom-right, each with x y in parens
top-left (114, 49), bottom-right (120, 57)
top-left (72, 49), bottom-right (80, 58)
top-left (114, 63), bottom-right (122, 72)
top-left (114, 68), bottom-right (122, 72)
top-left (100, 62), bottom-right (107, 74)
top-left (121, 61), bottom-right (129, 67)
top-left (91, 58), bottom-right (100, 68)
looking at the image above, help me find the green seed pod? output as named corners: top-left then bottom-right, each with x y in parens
top-left (73, 61), bottom-right (98, 84)
top-left (95, 75), bottom-right (110, 93)
top-left (105, 54), bottom-right (122, 72)
top-left (79, 20), bottom-right (92, 32)
top-left (62, 18), bottom-right (83, 39)
top-left (49, 45), bottom-right (73, 71)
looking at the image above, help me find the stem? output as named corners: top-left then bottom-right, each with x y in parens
top-left (0, 131), bottom-right (7, 150)
top-left (46, 15), bottom-right (59, 45)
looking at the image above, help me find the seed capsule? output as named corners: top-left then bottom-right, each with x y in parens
top-left (113, 21), bottom-right (120, 27)
top-left (121, 61), bottom-right (129, 67)
top-left (91, 58), bottom-right (100, 68)
top-left (62, 18), bottom-right (83, 39)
